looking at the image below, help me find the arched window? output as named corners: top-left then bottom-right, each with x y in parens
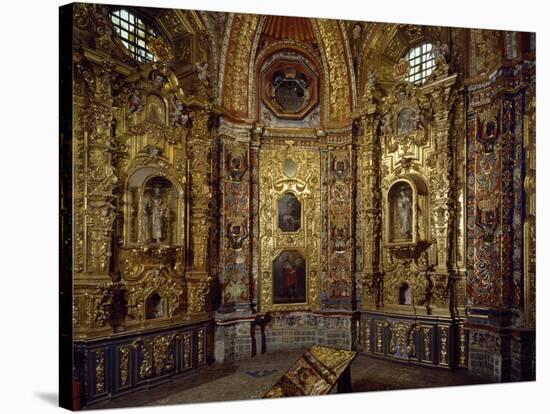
top-left (110, 8), bottom-right (157, 63)
top-left (405, 43), bottom-right (435, 85)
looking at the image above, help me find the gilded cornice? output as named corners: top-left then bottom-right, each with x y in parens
top-left (218, 117), bottom-right (254, 142)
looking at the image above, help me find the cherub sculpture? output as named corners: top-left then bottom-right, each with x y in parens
top-left (194, 62), bottom-right (209, 82)
top-left (128, 87), bottom-right (144, 114)
top-left (170, 97), bottom-right (192, 128)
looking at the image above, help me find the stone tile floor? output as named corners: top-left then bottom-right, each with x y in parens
top-left (91, 348), bottom-right (489, 410)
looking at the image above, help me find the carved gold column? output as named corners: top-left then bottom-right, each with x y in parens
top-left (355, 103), bottom-right (382, 309)
top-left (73, 57), bottom-right (120, 338)
top-left (187, 108), bottom-right (213, 315)
top-left (424, 75), bottom-right (457, 277)
top-left (324, 128), bottom-right (356, 309)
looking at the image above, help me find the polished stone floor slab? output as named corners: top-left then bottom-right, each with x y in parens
top-left (92, 348), bottom-right (488, 410)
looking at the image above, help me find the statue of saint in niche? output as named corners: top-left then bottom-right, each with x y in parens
top-left (142, 187), bottom-right (169, 243)
top-left (392, 182), bottom-right (413, 241)
top-left (145, 293), bottom-right (164, 319)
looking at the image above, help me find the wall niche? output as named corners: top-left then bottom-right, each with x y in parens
top-left (386, 176), bottom-right (429, 246)
top-left (125, 166), bottom-right (185, 247)
top-left (145, 292), bottom-right (165, 319)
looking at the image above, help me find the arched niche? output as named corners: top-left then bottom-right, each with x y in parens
top-left (124, 168), bottom-right (184, 246)
top-left (399, 282), bottom-right (413, 305)
top-left (145, 292), bottom-right (165, 319)
top-left (386, 176), bottom-right (429, 245)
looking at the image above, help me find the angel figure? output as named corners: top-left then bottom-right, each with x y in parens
top-left (170, 97), bottom-right (191, 128)
top-left (194, 62), bottom-right (209, 82)
top-left (149, 69), bottom-right (167, 89)
top-left (128, 87), bottom-right (144, 114)
top-left (432, 41), bottom-right (449, 66)
top-left (380, 112), bottom-right (393, 138)
top-left (365, 69), bottom-right (377, 92)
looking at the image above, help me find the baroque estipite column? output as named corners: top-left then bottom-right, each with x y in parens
top-left (355, 105), bottom-right (383, 309)
top-left (187, 108), bottom-right (214, 315)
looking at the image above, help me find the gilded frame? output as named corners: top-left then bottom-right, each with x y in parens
top-left (259, 146), bottom-right (321, 312)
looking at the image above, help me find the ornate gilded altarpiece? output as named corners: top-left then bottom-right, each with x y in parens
top-left (59, 2), bottom-right (536, 410)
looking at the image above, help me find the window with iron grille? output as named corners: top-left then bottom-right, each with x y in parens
top-left (110, 8), bottom-right (157, 63)
top-left (405, 43), bottom-right (435, 85)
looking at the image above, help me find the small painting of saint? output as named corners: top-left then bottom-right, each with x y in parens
top-left (278, 192), bottom-right (302, 232)
top-left (273, 250), bottom-right (306, 304)
top-left (397, 107), bottom-right (416, 136)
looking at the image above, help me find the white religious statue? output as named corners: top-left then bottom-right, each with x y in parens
top-left (396, 186), bottom-right (413, 240)
top-left (404, 285), bottom-right (413, 305)
top-left (380, 112), bottom-right (393, 138)
top-left (194, 62), bottom-right (209, 82)
top-left (170, 97), bottom-right (192, 128)
top-left (128, 87), bottom-right (144, 114)
top-left (142, 187), bottom-right (169, 243)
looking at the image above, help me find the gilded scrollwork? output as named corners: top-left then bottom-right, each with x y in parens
top-left (315, 19), bottom-right (352, 122)
top-left (86, 282), bottom-right (126, 328)
top-left (439, 326), bottom-right (449, 366)
top-left (221, 14), bottom-right (259, 116)
top-left (134, 334), bottom-right (176, 379)
top-left (422, 326), bottom-right (432, 362)
top-left (182, 332), bottom-right (192, 368)
top-left (73, 298), bottom-right (80, 327)
top-left (119, 346), bottom-right (131, 387)
top-left (187, 278), bottom-right (212, 314)
top-left (458, 322), bottom-right (467, 366)
top-left (375, 320), bottom-right (385, 354)
top-left (197, 329), bottom-right (206, 364)
top-left (362, 318), bottom-right (372, 352)
top-left (95, 349), bottom-right (106, 394)
top-left (127, 266), bottom-right (185, 321)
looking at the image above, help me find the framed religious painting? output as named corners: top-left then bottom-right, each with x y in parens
top-left (272, 250), bottom-right (307, 304)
